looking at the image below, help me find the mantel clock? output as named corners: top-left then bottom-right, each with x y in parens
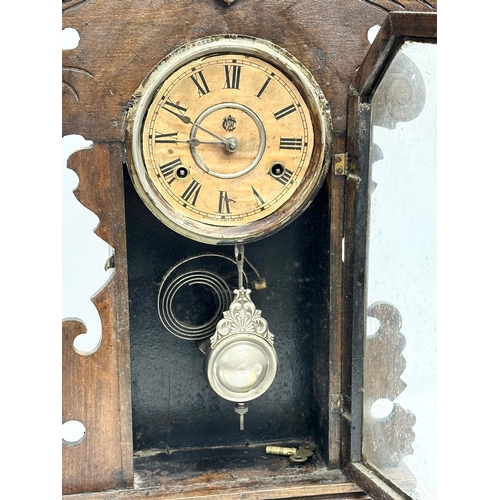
top-left (62, 2), bottom-right (437, 499)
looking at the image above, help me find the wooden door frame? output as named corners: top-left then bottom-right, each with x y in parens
top-left (342, 11), bottom-right (437, 500)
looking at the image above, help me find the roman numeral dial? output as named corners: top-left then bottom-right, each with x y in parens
top-left (127, 36), bottom-right (331, 244)
top-left (224, 64), bottom-right (242, 89)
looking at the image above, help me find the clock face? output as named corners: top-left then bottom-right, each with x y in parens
top-left (126, 36), bottom-right (332, 244)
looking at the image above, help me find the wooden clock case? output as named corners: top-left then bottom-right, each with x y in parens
top-left (62, 1), bottom-right (437, 498)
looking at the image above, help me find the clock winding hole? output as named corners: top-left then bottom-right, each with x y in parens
top-left (270, 162), bottom-right (287, 179)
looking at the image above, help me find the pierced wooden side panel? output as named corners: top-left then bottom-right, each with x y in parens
top-left (62, 143), bottom-right (133, 495)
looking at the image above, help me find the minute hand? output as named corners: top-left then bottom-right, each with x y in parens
top-left (163, 106), bottom-right (228, 144)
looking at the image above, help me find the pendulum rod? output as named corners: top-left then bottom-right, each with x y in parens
top-left (234, 243), bottom-right (248, 430)
top-left (235, 243), bottom-right (244, 289)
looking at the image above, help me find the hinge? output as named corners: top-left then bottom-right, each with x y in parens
top-left (334, 153), bottom-right (348, 175)
top-left (331, 393), bottom-right (352, 421)
top-left (330, 393), bottom-right (343, 414)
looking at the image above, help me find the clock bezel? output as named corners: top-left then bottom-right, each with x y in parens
top-left (125, 34), bottom-right (332, 245)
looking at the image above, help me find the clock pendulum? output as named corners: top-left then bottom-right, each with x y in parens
top-left (204, 243), bottom-right (277, 430)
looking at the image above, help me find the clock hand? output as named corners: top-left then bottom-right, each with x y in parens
top-left (175, 138), bottom-right (227, 146)
top-left (163, 106), bottom-right (229, 145)
top-left (182, 137), bottom-right (239, 152)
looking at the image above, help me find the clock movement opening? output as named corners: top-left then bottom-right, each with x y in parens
top-left (123, 165), bottom-right (335, 481)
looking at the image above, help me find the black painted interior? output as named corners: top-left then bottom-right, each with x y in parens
top-left (124, 167), bottom-right (330, 452)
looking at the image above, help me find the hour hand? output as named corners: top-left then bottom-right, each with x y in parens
top-left (185, 138), bottom-right (226, 147)
top-left (162, 105), bottom-right (229, 145)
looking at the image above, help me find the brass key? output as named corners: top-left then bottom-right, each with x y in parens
top-left (265, 445), bottom-right (297, 456)
top-left (266, 444), bottom-right (316, 463)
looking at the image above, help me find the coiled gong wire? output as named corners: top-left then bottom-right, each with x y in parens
top-left (157, 253), bottom-right (249, 341)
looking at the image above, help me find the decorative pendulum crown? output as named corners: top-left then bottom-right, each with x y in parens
top-left (210, 287), bottom-right (274, 350)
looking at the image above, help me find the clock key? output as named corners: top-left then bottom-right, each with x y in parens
top-left (265, 446), bottom-right (297, 456)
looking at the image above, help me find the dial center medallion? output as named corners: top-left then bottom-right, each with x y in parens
top-left (190, 103), bottom-right (266, 179)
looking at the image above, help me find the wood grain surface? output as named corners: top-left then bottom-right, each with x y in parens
top-left (63, 0), bottom-right (435, 142)
top-left (63, 143), bottom-right (133, 494)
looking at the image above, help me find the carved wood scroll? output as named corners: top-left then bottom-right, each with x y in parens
top-left (363, 301), bottom-right (417, 489)
top-left (62, 144), bottom-right (133, 494)
top-left (62, 0), bottom-right (436, 143)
